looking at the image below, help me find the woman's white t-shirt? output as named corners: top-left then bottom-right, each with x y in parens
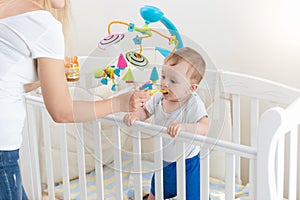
top-left (145, 92), bottom-right (207, 162)
top-left (0, 10), bottom-right (64, 150)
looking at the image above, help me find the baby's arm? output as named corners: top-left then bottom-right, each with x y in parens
top-left (167, 116), bottom-right (209, 137)
top-left (123, 106), bottom-right (150, 126)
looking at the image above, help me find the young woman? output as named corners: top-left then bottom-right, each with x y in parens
top-left (0, 0), bottom-right (150, 199)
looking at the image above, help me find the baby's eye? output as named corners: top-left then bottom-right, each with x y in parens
top-left (171, 79), bottom-right (176, 84)
top-left (161, 75), bottom-right (165, 79)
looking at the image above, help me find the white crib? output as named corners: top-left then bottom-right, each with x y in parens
top-left (20, 57), bottom-right (300, 200)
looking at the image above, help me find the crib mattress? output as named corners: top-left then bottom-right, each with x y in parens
top-left (52, 155), bottom-right (249, 200)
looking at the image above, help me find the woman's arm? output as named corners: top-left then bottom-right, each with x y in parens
top-left (37, 58), bottom-right (149, 123)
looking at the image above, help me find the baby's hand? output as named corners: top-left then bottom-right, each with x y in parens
top-left (167, 123), bottom-right (182, 138)
top-left (123, 113), bottom-right (138, 126)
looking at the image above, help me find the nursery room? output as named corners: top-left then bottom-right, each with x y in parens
top-left (7, 0), bottom-right (299, 199)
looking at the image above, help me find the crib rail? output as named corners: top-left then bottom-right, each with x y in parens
top-left (101, 116), bottom-right (257, 159)
top-left (25, 92), bottom-right (257, 158)
top-left (24, 94), bottom-right (258, 200)
top-left (21, 67), bottom-right (300, 200)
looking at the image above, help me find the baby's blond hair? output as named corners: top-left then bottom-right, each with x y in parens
top-left (164, 47), bottom-right (206, 84)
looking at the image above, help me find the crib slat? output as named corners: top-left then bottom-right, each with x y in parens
top-left (250, 98), bottom-right (259, 147)
top-left (59, 124), bottom-right (71, 200)
top-left (132, 130), bottom-right (143, 200)
top-left (113, 125), bottom-right (123, 199)
top-left (232, 95), bottom-right (241, 182)
top-left (249, 98), bottom-right (259, 200)
top-left (42, 110), bottom-right (55, 200)
top-left (249, 158), bottom-right (257, 200)
top-left (200, 149), bottom-right (210, 200)
top-left (154, 136), bottom-right (164, 200)
top-left (26, 105), bottom-right (42, 200)
top-left (93, 122), bottom-right (104, 199)
top-left (288, 127), bottom-right (298, 200)
top-left (176, 143), bottom-right (186, 200)
top-left (276, 136), bottom-right (285, 199)
top-left (20, 110), bottom-right (35, 200)
top-left (225, 153), bottom-right (235, 200)
top-left (76, 123), bottom-right (87, 200)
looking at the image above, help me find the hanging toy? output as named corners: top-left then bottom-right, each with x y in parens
top-left (125, 51), bottom-right (148, 67)
top-left (93, 66), bottom-right (121, 91)
top-left (96, 6), bottom-right (184, 91)
top-left (98, 33), bottom-right (125, 50)
top-left (139, 80), bottom-right (168, 96)
top-left (122, 68), bottom-right (135, 83)
top-left (117, 53), bottom-right (128, 69)
top-left (150, 67), bottom-right (159, 84)
top-left (139, 80), bottom-right (153, 91)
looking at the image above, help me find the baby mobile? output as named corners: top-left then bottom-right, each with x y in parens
top-left (94, 5), bottom-right (184, 93)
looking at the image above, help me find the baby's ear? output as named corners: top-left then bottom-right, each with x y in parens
top-left (190, 84), bottom-right (198, 92)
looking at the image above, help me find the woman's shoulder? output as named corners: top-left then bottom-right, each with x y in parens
top-left (1, 9), bottom-right (61, 36)
top-left (0, 0), bottom-right (45, 20)
top-left (1, 10), bottom-right (61, 42)
top-left (1, 10), bottom-right (55, 22)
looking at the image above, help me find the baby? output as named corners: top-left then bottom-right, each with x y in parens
top-left (124, 47), bottom-right (209, 200)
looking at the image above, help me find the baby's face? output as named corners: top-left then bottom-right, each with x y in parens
top-left (160, 61), bottom-right (193, 102)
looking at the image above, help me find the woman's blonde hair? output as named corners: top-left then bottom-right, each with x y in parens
top-left (34, 0), bottom-right (71, 46)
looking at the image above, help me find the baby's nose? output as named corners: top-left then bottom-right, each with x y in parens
top-left (161, 82), bottom-right (168, 87)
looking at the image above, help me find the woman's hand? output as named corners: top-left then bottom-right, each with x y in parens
top-left (115, 90), bottom-right (150, 112)
top-left (129, 90), bottom-right (150, 112)
top-left (24, 81), bottom-right (40, 93)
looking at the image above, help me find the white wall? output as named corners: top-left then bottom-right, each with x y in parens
top-left (71, 0), bottom-right (300, 88)
top-left (70, 0), bottom-right (300, 194)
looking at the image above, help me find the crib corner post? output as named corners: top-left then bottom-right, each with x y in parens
top-left (256, 107), bottom-right (284, 200)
